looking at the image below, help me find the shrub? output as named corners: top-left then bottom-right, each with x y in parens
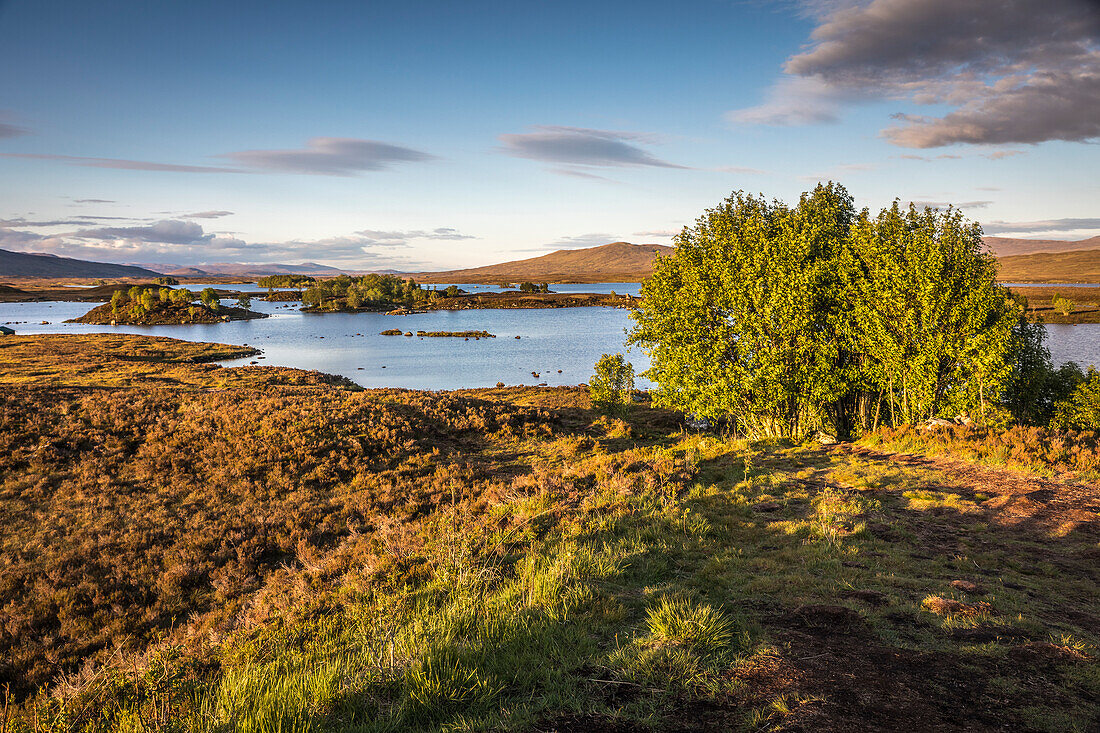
top-left (1051, 367), bottom-right (1100, 430)
top-left (1052, 294), bottom-right (1075, 316)
top-left (589, 353), bottom-right (634, 410)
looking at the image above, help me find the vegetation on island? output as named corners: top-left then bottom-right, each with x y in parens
top-left (415, 330), bottom-right (496, 338)
top-left (299, 274), bottom-right (630, 313)
top-left (0, 333), bottom-right (1097, 732)
top-left (257, 274), bottom-right (316, 288)
top-left (67, 285), bottom-right (266, 325)
top-left (629, 184), bottom-right (1092, 441)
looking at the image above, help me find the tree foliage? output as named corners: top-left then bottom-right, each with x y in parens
top-left (302, 275), bottom-right (430, 310)
top-left (589, 353), bottom-right (634, 411)
top-left (629, 184), bottom-right (1024, 439)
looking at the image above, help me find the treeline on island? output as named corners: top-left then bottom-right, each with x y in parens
top-left (628, 183), bottom-right (1098, 439)
top-left (300, 275), bottom-right (553, 311)
top-left (69, 285), bottom-right (264, 325)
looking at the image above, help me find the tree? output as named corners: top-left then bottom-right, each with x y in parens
top-left (236, 294), bottom-right (252, 309)
top-left (154, 276), bottom-right (179, 285)
top-left (589, 353), bottom-right (634, 411)
top-left (538, 282), bottom-right (550, 293)
top-left (1051, 367), bottom-right (1100, 430)
top-left (628, 183), bottom-right (857, 439)
top-left (628, 185), bottom-right (1022, 439)
top-left (519, 282), bottom-right (537, 293)
top-left (200, 287), bottom-right (220, 310)
top-left (1052, 294), bottom-right (1075, 316)
top-left (845, 203), bottom-right (1019, 425)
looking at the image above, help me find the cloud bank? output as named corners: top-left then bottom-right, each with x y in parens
top-left (0, 218), bottom-right (476, 268)
top-left (731, 0), bottom-right (1100, 148)
top-left (500, 126), bottom-right (688, 169)
top-left (222, 137), bottom-right (436, 175)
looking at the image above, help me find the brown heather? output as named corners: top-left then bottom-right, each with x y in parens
top-left (0, 334), bottom-right (1097, 732)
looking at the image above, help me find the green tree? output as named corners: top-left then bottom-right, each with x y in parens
top-left (845, 203), bottom-right (1019, 425)
top-left (235, 294), bottom-right (252, 309)
top-left (628, 183), bottom-right (857, 439)
top-left (589, 353), bottom-right (634, 411)
top-left (154, 276), bottom-right (179, 285)
top-left (1052, 293), bottom-right (1075, 316)
top-left (111, 290), bottom-right (124, 314)
top-left (519, 282), bottom-right (537, 293)
top-left (200, 287), bottom-right (220, 310)
top-left (1051, 367), bottom-right (1100, 430)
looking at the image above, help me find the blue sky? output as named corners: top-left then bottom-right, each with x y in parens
top-left (1, 0), bottom-right (1098, 270)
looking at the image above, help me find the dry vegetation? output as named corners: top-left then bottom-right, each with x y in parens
top-left (998, 248), bottom-right (1100, 284)
top-left (1011, 285), bottom-right (1100, 324)
top-left (0, 334), bottom-right (1097, 732)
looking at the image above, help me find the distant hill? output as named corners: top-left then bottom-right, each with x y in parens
top-left (983, 235), bottom-right (1100, 257)
top-left (415, 241), bottom-right (675, 283)
top-left (997, 248), bottom-right (1100, 283)
top-left (164, 262), bottom-right (349, 278)
top-left (0, 248), bottom-right (161, 279)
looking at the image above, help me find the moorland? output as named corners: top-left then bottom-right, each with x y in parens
top-left (0, 333), bottom-right (1097, 731)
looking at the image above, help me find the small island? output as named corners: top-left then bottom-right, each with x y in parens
top-left (299, 273), bottom-right (634, 313)
top-left (67, 285), bottom-right (267, 325)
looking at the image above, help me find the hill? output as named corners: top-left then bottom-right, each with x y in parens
top-left (997, 247), bottom-right (1100, 283)
top-left (983, 235), bottom-right (1100, 257)
top-left (164, 261), bottom-right (348, 278)
top-left (415, 241), bottom-right (674, 283)
top-left (0, 248), bottom-right (161, 279)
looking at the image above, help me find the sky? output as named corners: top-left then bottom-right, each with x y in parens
top-left (0, 0), bottom-right (1098, 271)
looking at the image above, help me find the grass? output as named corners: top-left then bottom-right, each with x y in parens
top-left (1, 335), bottom-right (1098, 731)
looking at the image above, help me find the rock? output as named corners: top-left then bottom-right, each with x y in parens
top-left (949, 580), bottom-right (986, 595)
top-left (515, 335), bottom-right (521, 339)
top-left (685, 414), bottom-right (710, 430)
top-left (815, 431), bottom-right (838, 445)
top-left (921, 417), bottom-right (955, 430)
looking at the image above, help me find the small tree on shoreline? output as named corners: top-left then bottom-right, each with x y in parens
top-left (590, 353), bottom-right (634, 411)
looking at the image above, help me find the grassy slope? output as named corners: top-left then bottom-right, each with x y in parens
top-left (998, 249), bottom-right (1100, 284)
top-left (412, 242), bottom-right (675, 284)
top-left (1, 335), bottom-right (1097, 732)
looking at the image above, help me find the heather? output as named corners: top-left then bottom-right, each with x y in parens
top-left (1, 334), bottom-right (1097, 732)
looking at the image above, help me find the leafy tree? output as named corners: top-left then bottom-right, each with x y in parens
top-left (235, 294), bottom-right (252, 309)
top-left (590, 353), bottom-right (634, 410)
top-left (845, 203), bottom-right (1019, 425)
top-left (200, 287), bottom-right (220, 310)
top-left (629, 185), bottom-right (1022, 439)
top-left (443, 285), bottom-right (461, 298)
top-left (628, 183), bottom-right (857, 439)
top-left (1052, 293), bottom-right (1075, 316)
top-left (1051, 367), bottom-right (1100, 430)
top-left (538, 282), bottom-right (550, 293)
top-left (154, 276), bottom-right (179, 285)
top-left (1001, 315), bottom-right (1085, 425)
top-left (111, 290), bottom-right (124, 314)
top-left (140, 289), bottom-right (156, 312)
top-left (519, 282), bottom-right (537, 293)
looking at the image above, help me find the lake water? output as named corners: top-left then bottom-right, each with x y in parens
top-left (3, 286), bottom-right (1098, 389)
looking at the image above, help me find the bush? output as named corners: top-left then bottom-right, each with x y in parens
top-left (1052, 294), bottom-right (1075, 316)
top-left (155, 276), bottom-right (179, 285)
top-left (1051, 367), bottom-right (1100, 430)
top-left (589, 353), bottom-right (634, 410)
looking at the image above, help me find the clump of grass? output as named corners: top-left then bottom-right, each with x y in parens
top-left (611, 596), bottom-right (748, 689)
top-left (903, 489), bottom-right (978, 512)
top-left (921, 595), bottom-right (993, 618)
